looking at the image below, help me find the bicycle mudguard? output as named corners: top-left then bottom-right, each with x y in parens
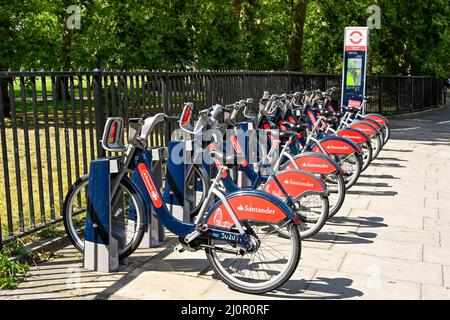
top-left (282, 152), bottom-right (343, 174)
top-left (311, 136), bottom-right (361, 155)
top-left (357, 118), bottom-right (383, 130)
top-left (337, 128), bottom-right (370, 144)
top-left (363, 113), bottom-right (389, 125)
top-left (206, 190), bottom-right (295, 230)
top-left (263, 169), bottom-right (328, 200)
top-left (349, 121), bottom-right (378, 136)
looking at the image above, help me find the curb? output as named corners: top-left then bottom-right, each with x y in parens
top-left (10, 235), bottom-right (71, 264)
top-left (387, 102), bottom-right (449, 120)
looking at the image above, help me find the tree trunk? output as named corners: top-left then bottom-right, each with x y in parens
top-left (0, 65), bottom-right (11, 118)
top-left (0, 78), bottom-right (11, 118)
top-left (55, 13), bottom-right (73, 102)
top-left (286, 0), bottom-right (308, 71)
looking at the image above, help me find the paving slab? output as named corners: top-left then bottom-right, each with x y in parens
top-left (339, 253), bottom-right (442, 285)
top-left (421, 284), bottom-right (450, 300)
top-left (3, 104), bottom-right (450, 300)
top-left (303, 270), bottom-right (420, 300)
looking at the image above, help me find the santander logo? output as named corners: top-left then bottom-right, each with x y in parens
top-left (326, 144), bottom-right (349, 151)
top-left (283, 178), bottom-right (314, 188)
top-left (301, 162), bottom-right (329, 169)
top-left (237, 204), bottom-right (276, 215)
top-left (343, 135), bottom-right (363, 140)
top-left (213, 208), bottom-right (232, 228)
top-left (138, 164), bottom-right (162, 208)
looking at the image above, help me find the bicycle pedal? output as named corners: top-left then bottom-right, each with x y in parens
top-left (174, 243), bottom-right (185, 253)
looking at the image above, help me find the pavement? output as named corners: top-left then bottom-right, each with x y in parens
top-left (1, 103), bottom-right (450, 300)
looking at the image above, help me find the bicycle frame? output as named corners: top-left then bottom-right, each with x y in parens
top-left (111, 113), bottom-right (297, 251)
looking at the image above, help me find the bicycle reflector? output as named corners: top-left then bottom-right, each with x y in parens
top-left (181, 102), bottom-right (193, 128)
top-left (101, 117), bottom-right (126, 152)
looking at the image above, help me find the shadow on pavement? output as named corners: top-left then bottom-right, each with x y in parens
top-left (328, 216), bottom-right (387, 228)
top-left (370, 162), bottom-right (406, 168)
top-left (306, 232), bottom-right (376, 245)
top-left (381, 148), bottom-right (413, 153)
top-left (347, 190), bottom-right (398, 197)
top-left (354, 181), bottom-right (391, 187)
top-left (360, 174), bottom-right (400, 179)
top-left (265, 277), bottom-right (364, 299)
top-left (374, 157), bottom-right (407, 162)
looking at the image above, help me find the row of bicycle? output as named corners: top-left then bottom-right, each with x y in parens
top-left (62, 87), bottom-right (390, 294)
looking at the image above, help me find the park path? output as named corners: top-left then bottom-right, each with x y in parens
top-left (1, 105), bottom-right (450, 300)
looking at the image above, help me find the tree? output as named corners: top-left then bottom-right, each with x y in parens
top-left (286, 0), bottom-right (308, 71)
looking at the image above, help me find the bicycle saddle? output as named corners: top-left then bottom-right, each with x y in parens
top-left (209, 150), bottom-right (245, 168)
top-left (279, 130), bottom-right (296, 142)
top-left (281, 121), bottom-right (306, 133)
top-left (318, 109), bottom-right (334, 117)
top-left (322, 116), bottom-right (337, 123)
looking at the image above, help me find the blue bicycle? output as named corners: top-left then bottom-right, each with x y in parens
top-left (63, 113), bottom-right (301, 294)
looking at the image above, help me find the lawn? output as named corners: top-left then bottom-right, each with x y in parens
top-left (0, 110), bottom-right (167, 241)
top-left (1, 74), bottom-right (202, 241)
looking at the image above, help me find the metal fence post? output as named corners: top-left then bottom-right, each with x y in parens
top-left (93, 71), bottom-right (105, 158)
top-left (206, 72), bottom-right (212, 107)
top-left (0, 77), bottom-right (12, 249)
top-left (286, 72), bottom-right (290, 92)
top-left (378, 76), bottom-right (382, 114)
top-left (240, 73), bottom-right (245, 97)
top-left (162, 72), bottom-right (171, 144)
top-left (396, 77), bottom-right (401, 111)
top-left (422, 77), bottom-right (425, 110)
top-left (444, 79), bottom-right (447, 105)
top-left (410, 77), bottom-right (414, 112)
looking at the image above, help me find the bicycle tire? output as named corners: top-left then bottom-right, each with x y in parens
top-left (62, 175), bottom-right (145, 260)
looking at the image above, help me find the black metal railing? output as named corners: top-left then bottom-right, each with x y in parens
top-left (0, 70), bottom-right (445, 248)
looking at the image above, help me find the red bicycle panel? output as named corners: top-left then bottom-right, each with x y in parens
top-left (350, 122), bottom-right (377, 136)
top-left (285, 155), bottom-right (336, 174)
top-left (337, 129), bottom-right (368, 144)
top-left (312, 139), bottom-right (354, 155)
top-left (138, 163), bottom-right (163, 208)
top-left (364, 114), bottom-right (388, 125)
top-left (207, 195), bottom-right (288, 229)
top-left (263, 170), bottom-right (325, 200)
top-left (358, 119), bottom-right (382, 130)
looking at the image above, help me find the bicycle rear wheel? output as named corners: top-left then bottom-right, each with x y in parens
top-left (322, 172), bottom-right (346, 218)
top-left (369, 132), bottom-right (383, 160)
top-left (361, 140), bottom-right (373, 171)
top-left (382, 124), bottom-right (390, 144)
top-left (337, 152), bottom-right (362, 189)
top-left (205, 221), bottom-right (301, 294)
top-left (294, 194), bottom-right (329, 239)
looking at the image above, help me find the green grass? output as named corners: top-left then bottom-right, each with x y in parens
top-left (1, 75), bottom-right (203, 241)
top-left (0, 111), bottom-right (166, 242)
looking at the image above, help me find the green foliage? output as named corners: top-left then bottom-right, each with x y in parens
top-left (3, 237), bottom-right (62, 266)
top-left (0, 253), bottom-right (29, 290)
top-left (0, 0), bottom-right (449, 76)
top-left (3, 238), bottom-right (36, 262)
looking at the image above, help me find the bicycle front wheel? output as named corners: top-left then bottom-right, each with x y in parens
top-left (205, 221), bottom-right (301, 294)
top-left (62, 175), bottom-right (145, 260)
